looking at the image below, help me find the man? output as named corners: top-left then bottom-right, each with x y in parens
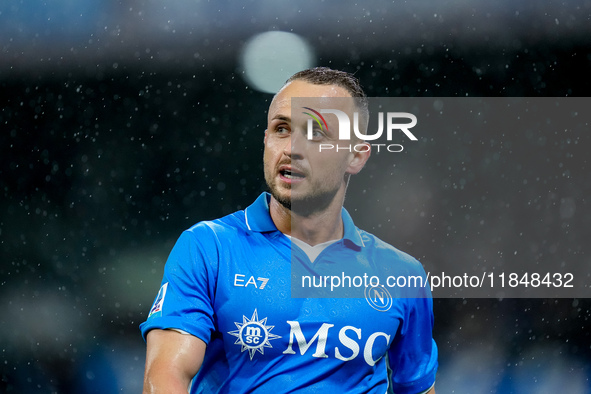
top-left (140, 67), bottom-right (438, 393)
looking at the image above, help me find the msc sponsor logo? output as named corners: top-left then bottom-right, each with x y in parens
top-left (229, 309), bottom-right (391, 366)
top-left (282, 321), bottom-right (390, 366)
top-left (228, 309), bottom-right (281, 360)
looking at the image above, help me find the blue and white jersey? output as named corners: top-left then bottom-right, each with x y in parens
top-left (140, 193), bottom-right (438, 394)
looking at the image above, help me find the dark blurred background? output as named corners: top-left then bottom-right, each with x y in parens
top-left (1, 1), bottom-right (590, 393)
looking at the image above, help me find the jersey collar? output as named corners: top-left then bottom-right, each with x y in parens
top-left (244, 192), bottom-right (278, 232)
top-left (244, 192), bottom-right (365, 249)
top-left (341, 207), bottom-right (366, 249)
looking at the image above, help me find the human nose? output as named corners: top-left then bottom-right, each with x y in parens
top-left (284, 126), bottom-right (305, 159)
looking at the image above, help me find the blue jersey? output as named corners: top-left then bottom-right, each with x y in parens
top-left (140, 193), bottom-right (438, 394)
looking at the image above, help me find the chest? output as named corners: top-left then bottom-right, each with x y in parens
top-left (211, 234), bottom-right (406, 366)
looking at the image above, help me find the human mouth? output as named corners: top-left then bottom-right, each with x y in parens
top-left (280, 169), bottom-right (305, 179)
top-left (279, 166), bottom-right (306, 182)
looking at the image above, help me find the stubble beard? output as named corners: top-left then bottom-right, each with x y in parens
top-left (265, 176), bottom-right (341, 217)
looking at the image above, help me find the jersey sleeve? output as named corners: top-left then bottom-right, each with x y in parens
top-left (139, 223), bottom-right (219, 344)
top-left (387, 272), bottom-right (438, 393)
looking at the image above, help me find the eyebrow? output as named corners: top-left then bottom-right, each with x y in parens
top-left (271, 115), bottom-right (291, 122)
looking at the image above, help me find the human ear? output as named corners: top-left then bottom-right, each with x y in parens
top-left (346, 143), bottom-right (371, 175)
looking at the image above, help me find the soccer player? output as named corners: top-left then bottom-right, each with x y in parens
top-left (140, 67), bottom-right (438, 393)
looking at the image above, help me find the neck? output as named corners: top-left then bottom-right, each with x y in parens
top-left (269, 190), bottom-right (345, 246)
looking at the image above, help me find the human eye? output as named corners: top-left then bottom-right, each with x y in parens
top-left (308, 127), bottom-right (326, 141)
top-left (276, 125), bottom-right (290, 135)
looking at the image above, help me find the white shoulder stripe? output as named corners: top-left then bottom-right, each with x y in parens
top-left (356, 228), bottom-right (366, 247)
top-left (245, 207), bottom-right (252, 231)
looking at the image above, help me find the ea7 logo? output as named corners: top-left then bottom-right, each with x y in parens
top-left (234, 274), bottom-right (269, 289)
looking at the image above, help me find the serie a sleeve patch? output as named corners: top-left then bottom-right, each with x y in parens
top-left (147, 282), bottom-right (168, 318)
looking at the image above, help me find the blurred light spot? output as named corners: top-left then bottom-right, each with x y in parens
top-left (559, 197), bottom-right (575, 219)
top-left (240, 31), bottom-right (314, 94)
